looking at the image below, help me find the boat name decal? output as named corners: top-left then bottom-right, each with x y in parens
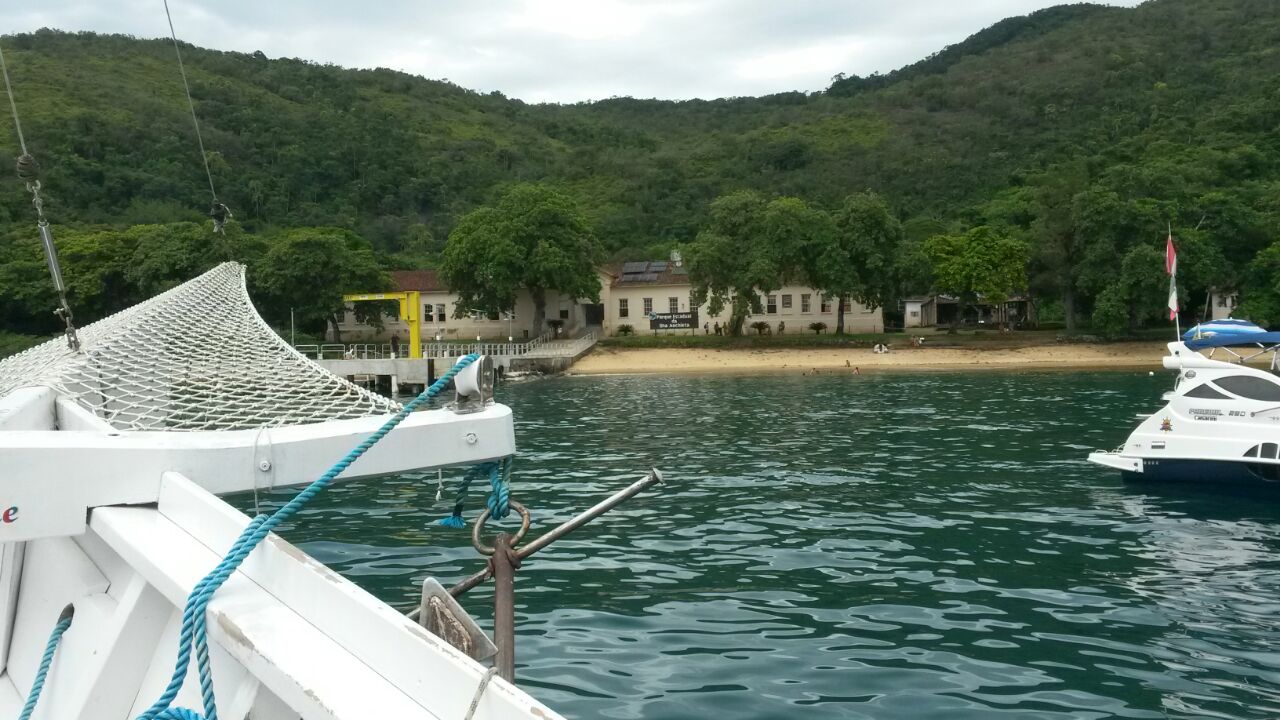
top-left (0, 507), bottom-right (16, 524)
top-left (1190, 408), bottom-right (1222, 421)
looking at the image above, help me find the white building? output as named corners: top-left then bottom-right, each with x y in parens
top-left (333, 270), bottom-right (596, 342)
top-left (600, 260), bottom-right (882, 336)
top-left (335, 261), bottom-right (884, 341)
top-left (902, 296), bottom-right (937, 328)
top-left (1209, 289), bottom-right (1240, 321)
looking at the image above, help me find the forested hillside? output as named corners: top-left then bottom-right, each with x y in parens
top-left (2, 0), bottom-right (1280, 341)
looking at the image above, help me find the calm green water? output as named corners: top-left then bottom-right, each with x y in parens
top-left (238, 371), bottom-right (1280, 719)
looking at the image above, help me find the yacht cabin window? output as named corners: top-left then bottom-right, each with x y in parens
top-left (1212, 375), bottom-right (1280, 402)
top-left (1184, 383), bottom-right (1230, 399)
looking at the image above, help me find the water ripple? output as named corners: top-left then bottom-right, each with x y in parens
top-left (236, 371), bottom-right (1280, 719)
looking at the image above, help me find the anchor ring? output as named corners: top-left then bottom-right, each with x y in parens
top-left (471, 501), bottom-right (531, 555)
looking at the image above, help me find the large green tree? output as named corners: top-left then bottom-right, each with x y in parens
top-left (1028, 162), bottom-right (1089, 333)
top-left (685, 191), bottom-right (830, 336)
top-left (254, 227), bottom-right (390, 341)
top-left (439, 184), bottom-right (602, 331)
top-left (924, 225), bottom-right (1028, 330)
top-left (819, 191), bottom-right (903, 334)
top-left (1239, 242), bottom-right (1280, 328)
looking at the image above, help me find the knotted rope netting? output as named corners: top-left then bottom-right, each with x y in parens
top-left (0, 262), bottom-right (400, 430)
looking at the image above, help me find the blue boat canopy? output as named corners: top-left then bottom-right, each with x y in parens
top-left (1183, 319), bottom-right (1280, 350)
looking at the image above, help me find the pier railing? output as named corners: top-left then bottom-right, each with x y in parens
top-left (295, 330), bottom-right (590, 361)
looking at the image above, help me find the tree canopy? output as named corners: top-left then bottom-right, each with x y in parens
top-left (4, 0), bottom-right (1280, 344)
top-left (684, 191), bottom-right (829, 336)
top-left (253, 227), bottom-right (390, 340)
top-left (924, 226), bottom-right (1029, 328)
top-left (820, 192), bottom-right (903, 333)
top-left (439, 183), bottom-right (601, 330)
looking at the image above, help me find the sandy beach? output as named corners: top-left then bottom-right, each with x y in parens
top-left (569, 342), bottom-right (1171, 375)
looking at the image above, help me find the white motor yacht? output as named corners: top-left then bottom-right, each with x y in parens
top-left (1090, 320), bottom-right (1280, 483)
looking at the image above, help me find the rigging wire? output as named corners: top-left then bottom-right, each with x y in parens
top-left (163, 0), bottom-right (232, 233)
top-left (0, 40), bottom-right (81, 351)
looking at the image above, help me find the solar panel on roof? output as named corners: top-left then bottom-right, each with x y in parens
top-left (672, 266), bottom-right (688, 275)
top-left (649, 261), bottom-right (668, 271)
top-left (622, 262), bottom-right (648, 274)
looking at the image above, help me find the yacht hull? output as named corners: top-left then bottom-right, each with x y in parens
top-left (1121, 458), bottom-right (1278, 484)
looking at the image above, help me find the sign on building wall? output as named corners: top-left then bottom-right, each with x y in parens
top-left (649, 311), bottom-right (698, 330)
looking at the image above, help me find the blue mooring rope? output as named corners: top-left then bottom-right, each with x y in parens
top-left (135, 355), bottom-right (483, 720)
top-left (17, 606), bottom-right (73, 720)
top-left (437, 457), bottom-right (511, 527)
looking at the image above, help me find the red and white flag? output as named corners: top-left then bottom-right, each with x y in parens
top-left (1166, 233), bottom-right (1178, 321)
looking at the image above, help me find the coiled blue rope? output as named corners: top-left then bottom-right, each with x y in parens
top-left (139, 355), bottom-right (481, 720)
top-left (437, 457), bottom-right (511, 527)
top-left (17, 605), bottom-right (73, 720)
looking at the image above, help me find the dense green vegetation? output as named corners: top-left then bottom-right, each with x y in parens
top-left (3, 0), bottom-right (1280, 346)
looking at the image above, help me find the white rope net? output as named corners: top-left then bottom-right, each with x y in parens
top-left (0, 262), bottom-right (401, 431)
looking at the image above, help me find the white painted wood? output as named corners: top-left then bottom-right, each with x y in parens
top-left (0, 387), bottom-right (54, 431)
top-left (0, 543), bottom-right (25, 674)
top-left (155, 473), bottom-right (547, 717)
top-left (90, 498), bottom-right (560, 719)
top-left (0, 273), bottom-right (563, 719)
top-left (0, 673), bottom-right (22, 716)
top-left (54, 395), bottom-right (116, 431)
top-left (70, 575), bottom-right (173, 719)
top-left (6, 537), bottom-right (109, 718)
top-left (0, 404), bottom-right (516, 542)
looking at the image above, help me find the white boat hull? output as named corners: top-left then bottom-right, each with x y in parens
top-left (0, 392), bottom-right (562, 719)
top-left (1089, 341), bottom-right (1280, 485)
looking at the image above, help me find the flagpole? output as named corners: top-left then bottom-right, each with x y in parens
top-left (1168, 222), bottom-right (1180, 341)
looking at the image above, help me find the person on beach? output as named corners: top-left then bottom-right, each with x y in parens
top-left (704, 322), bottom-right (710, 335)
top-left (713, 321), bottom-right (721, 336)
top-left (390, 333), bottom-right (400, 357)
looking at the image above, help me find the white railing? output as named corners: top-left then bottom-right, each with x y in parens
top-left (298, 329), bottom-right (591, 362)
top-left (419, 330), bottom-right (558, 359)
top-left (526, 330), bottom-right (597, 358)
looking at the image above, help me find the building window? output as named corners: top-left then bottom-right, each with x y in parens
top-left (424, 304), bottom-right (433, 321)
top-left (820, 296), bottom-right (832, 313)
top-left (781, 294), bottom-right (792, 311)
top-left (668, 297), bottom-right (679, 313)
top-left (801, 294), bottom-right (810, 313)
top-left (560, 308), bottom-right (569, 320)
top-left (643, 297), bottom-right (653, 315)
top-left (766, 295), bottom-right (778, 314)
top-left (841, 297), bottom-right (852, 313)
top-left (910, 310), bottom-right (920, 318)
top-left (436, 304), bottom-right (446, 323)
top-left (619, 298), bottom-right (629, 318)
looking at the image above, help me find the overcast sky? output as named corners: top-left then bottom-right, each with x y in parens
top-left (11, 1), bottom-right (1143, 103)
